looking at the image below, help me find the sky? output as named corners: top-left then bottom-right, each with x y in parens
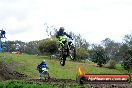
top-left (0, 0), bottom-right (132, 44)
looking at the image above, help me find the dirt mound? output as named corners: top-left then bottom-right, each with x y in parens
top-left (0, 61), bottom-right (26, 80)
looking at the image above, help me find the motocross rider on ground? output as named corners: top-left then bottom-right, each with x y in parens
top-left (37, 60), bottom-right (48, 79)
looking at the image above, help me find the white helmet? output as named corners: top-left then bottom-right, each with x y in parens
top-left (42, 60), bottom-right (45, 63)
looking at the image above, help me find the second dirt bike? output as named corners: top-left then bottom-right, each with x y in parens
top-left (40, 67), bottom-right (50, 81)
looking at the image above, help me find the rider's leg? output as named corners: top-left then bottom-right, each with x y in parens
top-left (58, 41), bottom-right (64, 51)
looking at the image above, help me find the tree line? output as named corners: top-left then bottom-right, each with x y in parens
top-left (2, 40), bottom-right (39, 54)
top-left (2, 32), bottom-right (132, 72)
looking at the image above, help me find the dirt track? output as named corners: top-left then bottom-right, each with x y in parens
top-left (27, 78), bottom-right (132, 88)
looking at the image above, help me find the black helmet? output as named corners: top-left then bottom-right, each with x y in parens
top-left (59, 27), bottom-right (64, 32)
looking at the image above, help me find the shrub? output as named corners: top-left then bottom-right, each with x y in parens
top-left (38, 38), bottom-right (58, 55)
top-left (105, 59), bottom-right (116, 69)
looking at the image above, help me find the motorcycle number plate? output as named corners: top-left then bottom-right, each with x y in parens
top-left (42, 68), bottom-right (46, 70)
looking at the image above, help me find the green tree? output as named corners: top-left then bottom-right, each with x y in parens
top-left (90, 44), bottom-right (108, 67)
top-left (69, 32), bottom-right (89, 50)
top-left (122, 49), bottom-right (132, 72)
top-left (76, 48), bottom-right (89, 62)
top-left (123, 33), bottom-right (132, 48)
top-left (117, 33), bottom-right (132, 63)
top-left (2, 40), bottom-right (39, 54)
top-left (101, 38), bottom-right (121, 62)
top-left (24, 41), bottom-right (39, 54)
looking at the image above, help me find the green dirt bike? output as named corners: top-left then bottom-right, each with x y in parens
top-left (58, 36), bottom-right (76, 66)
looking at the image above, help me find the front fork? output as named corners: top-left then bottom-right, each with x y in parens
top-left (40, 71), bottom-right (44, 79)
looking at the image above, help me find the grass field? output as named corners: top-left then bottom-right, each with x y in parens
top-left (0, 52), bottom-right (129, 79)
top-left (0, 53), bottom-right (131, 88)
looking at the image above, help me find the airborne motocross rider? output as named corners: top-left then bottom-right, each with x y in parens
top-left (56, 27), bottom-right (72, 50)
